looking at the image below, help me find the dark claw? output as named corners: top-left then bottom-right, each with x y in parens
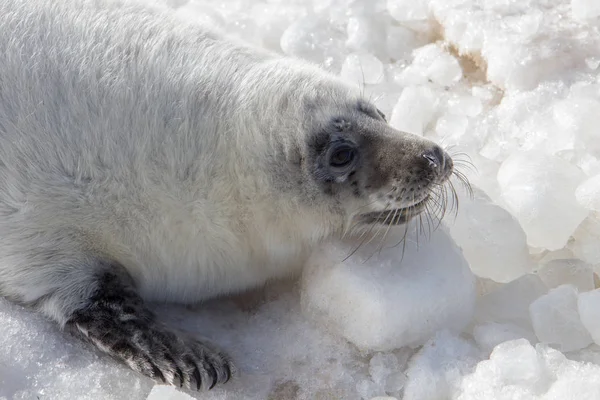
top-left (192, 365), bottom-right (202, 391)
top-left (207, 363), bottom-right (217, 389)
top-left (223, 362), bottom-right (232, 383)
top-left (163, 353), bottom-right (184, 387)
top-left (151, 364), bottom-right (166, 383)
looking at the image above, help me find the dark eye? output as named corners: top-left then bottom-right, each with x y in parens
top-left (329, 145), bottom-right (355, 168)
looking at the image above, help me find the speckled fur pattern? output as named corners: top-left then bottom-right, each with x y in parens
top-left (0, 0), bottom-right (452, 391)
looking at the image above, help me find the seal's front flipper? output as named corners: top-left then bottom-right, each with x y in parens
top-left (66, 262), bottom-right (234, 391)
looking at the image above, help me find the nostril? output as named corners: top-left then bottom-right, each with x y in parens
top-left (422, 153), bottom-right (438, 168)
top-left (422, 146), bottom-right (444, 170)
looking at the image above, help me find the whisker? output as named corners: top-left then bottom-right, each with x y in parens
top-left (447, 180), bottom-right (460, 221)
top-left (400, 218), bottom-right (410, 263)
top-left (343, 201), bottom-right (395, 262)
top-left (452, 170), bottom-right (474, 198)
top-left (377, 208), bottom-right (399, 256)
top-left (362, 207), bottom-right (398, 262)
top-left (349, 187), bottom-right (395, 215)
top-left (342, 188), bottom-right (397, 239)
top-left (443, 144), bottom-right (457, 153)
top-left (423, 200), bottom-right (434, 239)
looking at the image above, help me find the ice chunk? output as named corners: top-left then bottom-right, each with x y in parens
top-left (395, 44), bottom-right (462, 87)
top-left (392, 64), bottom-right (429, 87)
top-left (497, 151), bottom-right (588, 250)
top-left (536, 259), bottom-right (595, 292)
top-left (413, 44), bottom-right (463, 87)
top-left (542, 362), bottom-right (600, 400)
top-left (572, 0), bottom-right (600, 20)
top-left (576, 174), bottom-right (600, 212)
top-left (433, 1), bottom-right (596, 89)
top-left (386, 26), bottom-right (426, 61)
top-left (403, 330), bottom-right (481, 400)
top-left (472, 322), bottom-right (538, 355)
top-left (578, 289), bottom-right (600, 345)
top-left (447, 93), bottom-right (482, 117)
top-left (474, 274), bottom-right (547, 331)
top-left (577, 153), bottom-right (600, 177)
top-left (488, 339), bottom-right (549, 390)
top-left (538, 248), bottom-right (576, 264)
top-left (341, 52), bottom-right (385, 85)
top-left (300, 226), bottom-right (476, 352)
top-left (369, 353), bottom-right (400, 386)
top-left (570, 214), bottom-right (600, 265)
top-left (446, 188), bottom-right (533, 283)
top-left (387, 0), bottom-right (429, 22)
top-left (529, 285), bottom-right (593, 352)
top-left (553, 98), bottom-right (600, 157)
top-left (356, 379), bottom-right (384, 399)
top-left (458, 339), bottom-right (600, 399)
top-left (390, 86), bottom-right (437, 135)
top-left (458, 339), bottom-right (552, 398)
top-left (146, 385), bottom-right (194, 400)
top-left (586, 57), bottom-right (600, 70)
top-left (394, 346), bottom-right (415, 367)
top-left (280, 16), bottom-right (345, 68)
top-left (346, 17), bottom-right (387, 59)
top-left (384, 371), bottom-right (407, 394)
top-left (475, 276), bottom-right (503, 297)
top-left (363, 80), bottom-right (403, 120)
top-left (249, 3), bottom-right (308, 51)
top-left (435, 114), bottom-right (468, 142)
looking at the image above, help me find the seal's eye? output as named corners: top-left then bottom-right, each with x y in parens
top-left (329, 145), bottom-right (355, 168)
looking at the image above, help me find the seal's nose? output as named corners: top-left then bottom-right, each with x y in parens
top-left (422, 145), bottom-right (452, 177)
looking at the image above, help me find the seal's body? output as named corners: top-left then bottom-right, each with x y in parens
top-left (0, 0), bottom-right (454, 391)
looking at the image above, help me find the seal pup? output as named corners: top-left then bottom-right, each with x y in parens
top-left (0, 0), bottom-right (457, 392)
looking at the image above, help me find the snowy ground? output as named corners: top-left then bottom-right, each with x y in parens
top-left (2, 0), bottom-right (600, 399)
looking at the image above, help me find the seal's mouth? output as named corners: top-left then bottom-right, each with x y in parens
top-left (358, 196), bottom-right (429, 226)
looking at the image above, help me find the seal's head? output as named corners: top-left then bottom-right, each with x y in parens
top-left (240, 63), bottom-right (459, 243)
top-left (301, 96), bottom-right (454, 233)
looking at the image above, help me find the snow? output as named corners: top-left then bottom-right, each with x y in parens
top-left (458, 339), bottom-right (600, 399)
top-left (389, 85), bottom-right (438, 134)
top-left (2, 0), bottom-right (600, 399)
top-left (447, 188), bottom-right (533, 283)
top-left (147, 385), bottom-right (195, 400)
top-left (536, 259), bottom-right (595, 292)
top-left (402, 330), bottom-right (481, 400)
top-left (300, 227), bottom-right (476, 352)
top-left (341, 52), bottom-right (385, 85)
top-left (576, 173), bottom-right (600, 212)
top-left (577, 289), bottom-right (600, 345)
top-left (571, 0), bottom-right (600, 21)
top-left (497, 152), bottom-right (588, 250)
top-left (529, 285), bottom-right (593, 352)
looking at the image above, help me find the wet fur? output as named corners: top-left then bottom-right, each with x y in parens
top-left (0, 0), bottom-right (452, 391)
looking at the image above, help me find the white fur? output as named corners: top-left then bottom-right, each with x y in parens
top-left (0, 0), bottom-right (374, 323)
